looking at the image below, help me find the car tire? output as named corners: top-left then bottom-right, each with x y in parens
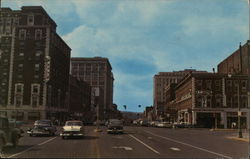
top-left (62, 136), bottom-right (65, 139)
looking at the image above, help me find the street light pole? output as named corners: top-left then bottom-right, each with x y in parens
top-left (237, 81), bottom-right (243, 138)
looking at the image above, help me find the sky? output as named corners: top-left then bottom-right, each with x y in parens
top-left (3, 0), bottom-right (249, 112)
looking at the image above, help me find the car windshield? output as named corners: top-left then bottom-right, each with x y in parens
top-left (65, 121), bottom-right (82, 126)
top-left (34, 120), bottom-right (51, 126)
top-left (109, 120), bottom-right (122, 125)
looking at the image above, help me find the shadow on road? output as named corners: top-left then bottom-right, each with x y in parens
top-left (3, 145), bottom-right (33, 155)
top-left (62, 136), bottom-right (99, 140)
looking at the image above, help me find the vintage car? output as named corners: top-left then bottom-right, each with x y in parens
top-left (0, 117), bottom-right (23, 153)
top-left (60, 120), bottom-right (84, 139)
top-left (107, 119), bottom-right (123, 134)
top-left (27, 120), bottom-right (57, 136)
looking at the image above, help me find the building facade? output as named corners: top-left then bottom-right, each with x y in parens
top-left (218, 42), bottom-right (250, 75)
top-left (153, 69), bottom-right (206, 119)
top-left (0, 6), bottom-right (71, 121)
top-left (70, 57), bottom-right (114, 120)
top-left (173, 72), bottom-right (249, 128)
top-left (69, 75), bottom-right (91, 122)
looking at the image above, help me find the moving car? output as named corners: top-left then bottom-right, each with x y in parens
top-left (156, 122), bottom-right (173, 128)
top-left (27, 120), bottom-right (57, 136)
top-left (107, 119), bottom-right (123, 134)
top-left (60, 120), bottom-right (84, 139)
top-left (173, 122), bottom-right (193, 128)
top-left (0, 117), bottom-right (23, 153)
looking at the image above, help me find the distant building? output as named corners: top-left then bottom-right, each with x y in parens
top-left (70, 57), bottom-right (114, 120)
top-left (153, 69), bottom-right (207, 120)
top-left (0, 6), bottom-right (71, 121)
top-left (69, 75), bottom-right (91, 122)
top-left (173, 72), bottom-right (249, 128)
top-left (218, 42), bottom-right (250, 75)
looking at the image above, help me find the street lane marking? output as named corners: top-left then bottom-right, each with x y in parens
top-left (128, 134), bottom-right (160, 154)
top-left (170, 147), bottom-right (180, 151)
top-left (144, 130), bottom-right (232, 159)
top-left (112, 146), bottom-right (133, 151)
top-left (38, 137), bottom-right (57, 146)
top-left (7, 137), bottom-right (57, 158)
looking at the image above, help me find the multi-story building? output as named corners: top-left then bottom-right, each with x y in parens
top-left (153, 69), bottom-right (206, 119)
top-left (69, 75), bottom-right (91, 122)
top-left (0, 6), bottom-right (71, 121)
top-left (70, 57), bottom-right (114, 120)
top-left (218, 42), bottom-right (250, 75)
top-left (173, 72), bottom-right (249, 128)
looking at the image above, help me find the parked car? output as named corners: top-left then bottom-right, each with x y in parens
top-left (27, 120), bottom-right (57, 136)
top-left (0, 117), bottom-right (23, 153)
top-left (156, 122), bottom-right (173, 128)
top-left (140, 120), bottom-right (149, 126)
top-left (173, 122), bottom-right (193, 128)
top-left (150, 121), bottom-right (160, 127)
top-left (60, 120), bottom-right (84, 139)
top-left (107, 119), bottom-right (123, 134)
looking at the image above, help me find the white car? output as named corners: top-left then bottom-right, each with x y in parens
top-left (60, 121), bottom-right (84, 139)
top-left (156, 122), bottom-right (173, 128)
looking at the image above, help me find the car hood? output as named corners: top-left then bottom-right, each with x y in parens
top-left (63, 126), bottom-right (82, 131)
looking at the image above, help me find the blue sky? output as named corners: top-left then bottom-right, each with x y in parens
top-left (3, 0), bottom-right (249, 112)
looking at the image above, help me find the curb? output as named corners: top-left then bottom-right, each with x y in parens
top-left (226, 136), bottom-right (249, 142)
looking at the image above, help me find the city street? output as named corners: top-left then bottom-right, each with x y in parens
top-left (1, 126), bottom-right (248, 158)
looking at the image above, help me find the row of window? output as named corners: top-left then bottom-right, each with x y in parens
top-left (19, 29), bottom-right (43, 40)
top-left (14, 84), bottom-right (40, 107)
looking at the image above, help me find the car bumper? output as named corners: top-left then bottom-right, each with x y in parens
top-left (60, 132), bottom-right (84, 137)
top-left (27, 131), bottom-right (50, 135)
top-left (107, 129), bottom-right (123, 133)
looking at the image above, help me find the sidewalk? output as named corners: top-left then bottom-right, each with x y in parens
top-left (226, 132), bottom-right (249, 142)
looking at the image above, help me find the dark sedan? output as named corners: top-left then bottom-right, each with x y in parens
top-left (107, 119), bottom-right (124, 134)
top-left (27, 120), bottom-right (57, 136)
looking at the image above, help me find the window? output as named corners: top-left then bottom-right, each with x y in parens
top-left (35, 64), bottom-right (40, 69)
top-left (32, 84), bottom-right (40, 94)
top-left (14, 18), bottom-right (19, 25)
top-left (15, 83), bottom-right (24, 94)
top-left (215, 80), bottom-right (221, 91)
top-left (35, 29), bottom-right (42, 40)
top-left (18, 64), bottom-right (23, 68)
top-left (226, 80), bottom-right (232, 91)
top-left (241, 80), bottom-right (247, 91)
top-left (19, 52), bottom-right (24, 56)
top-left (19, 29), bottom-right (26, 40)
top-left (226, 97), bottom-right (232, 108)
top-left (35, 51), bottom-right (42, 56)
top-left (15, 95), bottom-right (22, 107)
top-left (27, 15), bottom-right (34, 26)
top-left (18, 75), bottom-right (23, 79)
top-left (196, 80), bottom-right (202, 90)
top-left (31, 95), bottom-right (39, 107)
top-left (205, 80), bottom-right (212, 90)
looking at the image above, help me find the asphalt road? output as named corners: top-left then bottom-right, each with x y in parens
top-left (1, 126), bottom-right (249, 158)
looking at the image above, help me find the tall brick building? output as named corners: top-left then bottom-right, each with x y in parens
top-left (71, 57), bottom-right (114, 120)
top-left (153, 69), bottom-right (206, 119)
top-left (0, 6), bottom-right (71, 121)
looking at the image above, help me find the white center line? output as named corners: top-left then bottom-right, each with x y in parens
top-left (128, 134), bottom-right (160, 155)
top-left (37, 136), bottom-right (57, 146)
top-left (144, 130), bottom-right (232, 159)
top-left (7, 136), bottom-right (57, 158)
top-left (170, 147), bottom-right (181, 151)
